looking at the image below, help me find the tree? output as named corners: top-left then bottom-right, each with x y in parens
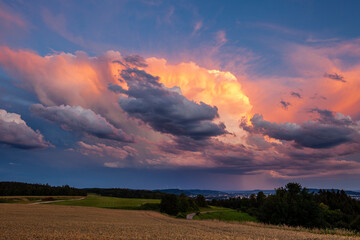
top-left (160, 194), bottom-right (179, 215)
top-left (196, 194), bottom-right (207, 207)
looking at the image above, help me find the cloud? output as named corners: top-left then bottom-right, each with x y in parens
top-left (145, 58), bottom-right (252, 142)
top-left (77, 141), bottom-right (138, 168)
top-left (241, 111), bottom-right (359, 149)
top-left (0, 8), bottom-right (27, 28)
top-left (0, 109), bottom-right (50, 149)
top-left (290, 91), bottom-right (302, 98)
top-left (30, 104), bottom-right (133, 142)
top-left (310, 108), bottom-right (353, 126)
top-left (216, 30), bottom-right (227, 45)
top-left (192, 21), bottom-right (202, 35)
top-left (280, 100), bottom-right (291, 110)
top-left (1, 46), bottom-right (359, 178)
top-left (324, 72), bottom-right (346, 82)
top-left (110, 68), bottom-right (227, 140)
top-left (123, 55), bottom-right (148, 67)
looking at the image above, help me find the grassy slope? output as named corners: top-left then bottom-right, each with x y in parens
top-left (194, 209), bottom-right (258, 222)
top-left (49, 195), bottom-right (160, 210)
top-left (0, 196), bottom-right (83, 204)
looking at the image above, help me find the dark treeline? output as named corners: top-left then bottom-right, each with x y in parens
top-left (210, 183), bottom-right (360, 231)
top-left (86, 188), bottom-right (166, 199)
top-left (160, 194), bottom-right (207, 217)
top-left (0, 182), bottom-right (86, 196)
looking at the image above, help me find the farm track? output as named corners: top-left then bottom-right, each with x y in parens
top-left (0, 204), bottom-right (359, 240)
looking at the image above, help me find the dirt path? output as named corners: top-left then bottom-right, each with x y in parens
top-left (28, 197), bottom-right (86, 205)
top-left (186, 210), bottom-right (218, 220)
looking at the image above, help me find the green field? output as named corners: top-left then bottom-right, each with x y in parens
top-left (48, 195), bottom-right (161, 210)
top-left (194, 209), bottom-right (257, 222)
top-left (0, 196), bottom-right (83, 204)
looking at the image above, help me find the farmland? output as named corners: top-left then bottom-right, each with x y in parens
top-left (193, 209), bottom-right (257, 222)
top-left (0, 195), bottom-right (84, 204)
top-left (1, 203), bottom-right (359, 240)
top-left (48, 194), bottom-right (160, 210)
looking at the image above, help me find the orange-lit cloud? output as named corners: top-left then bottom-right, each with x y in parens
top-left (243, 40), bottom-right (360, 123)
top-left (1, 45), bottom-right (360, 178)
top-left (146, 58), bottom-right (252, 142)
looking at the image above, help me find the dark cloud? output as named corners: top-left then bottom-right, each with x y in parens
top-left (310, 108), bottom-right (353, 126)
top-left (280, 100), bottom-right (291, 110)
top-left (290, 91), bottom-right (302, 98)
top-left (30, 104), bottom-right (133, 142)
top-left (311, 93), bottom-right (327, 100)
top-left (324, 72), bottom-right (346, 82)
top-left (123, 55), bottom-right (148, 67)
top-left (0, 109), bottom-right (50, 149)
top-left (241, 112), bottom-right (358, 149)
top-left (109, 68), bottom-right (227, 140)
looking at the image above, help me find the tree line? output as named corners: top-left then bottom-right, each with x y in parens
top-left (210, 183), bottom-right (360, 231)
top-left (0, 182), bottom-right (87, 196)
top-left (86, 188), bottom-right (166, 199)
top-left (160, 194), bottom-right (208, 217)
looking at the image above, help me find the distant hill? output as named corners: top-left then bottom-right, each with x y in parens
top-left (157, 188), bottom-right (360, 200)
top-left (156, 189), bottom-right (228, 196)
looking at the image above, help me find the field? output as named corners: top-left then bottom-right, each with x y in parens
top-left (1, 203), bottom-right (359, 240)
top-left (48, 194), bottom-right (160, 210)
top-left (0, 195), bottom-right (83, 204)
top-left (194, 209), bottom-right (257, 222)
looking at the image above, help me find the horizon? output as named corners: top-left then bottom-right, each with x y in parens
top-left (3, 180), bottom-right (360, 193)
top-left (1, 0), bottom-right (360, 191)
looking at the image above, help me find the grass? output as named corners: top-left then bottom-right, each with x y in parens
top-left (198, 205), bottom-right (228, 211)
top-left (0, 196), bottom-right (83, 204)
top-left (1, 203), bottom-right (357, 240)
top-left (48, 194), bottom-right (160, 210)
top-left (193, 209), bottom-right (258, 222)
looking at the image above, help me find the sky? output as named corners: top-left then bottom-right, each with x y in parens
top-left (1, 0), bottom-right (360, 191)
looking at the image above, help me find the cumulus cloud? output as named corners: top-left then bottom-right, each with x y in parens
top-left (109, 68), bottom-right (227, 140)
top-left (0, 109), bottom-right (50, 149)
top-left (30, 104), bottom-right (133, 142)
top-left (241, 111), bottom-right (359, 149)
top-left (310, 108), bottom-right (353, 126)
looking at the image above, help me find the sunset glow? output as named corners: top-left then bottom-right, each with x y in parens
top-left (0, 0), bottom-right (360, 190)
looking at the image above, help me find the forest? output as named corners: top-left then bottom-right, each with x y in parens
top-left (0, 182), bottom-right (86, 196)
top-left (210, 183), bottom-right (360, 231)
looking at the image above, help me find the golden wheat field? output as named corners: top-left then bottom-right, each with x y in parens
top-left (0, 204), bottom-right (358, 240)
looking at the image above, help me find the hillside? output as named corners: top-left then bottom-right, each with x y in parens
top-left (1, 204), bottom-right (358, 240)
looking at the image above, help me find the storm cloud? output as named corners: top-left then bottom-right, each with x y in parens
top-left (30, 104), bottom-right (133, 142)
top-left (0, 109), bottom-right (50, 149)
top-left (109, 68), bottom-right (227, 140)
top-left (241, 111), bottom-right (358, 149)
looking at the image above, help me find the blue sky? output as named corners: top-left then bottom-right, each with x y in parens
top-left (1, 0), bottom-right (360, 190)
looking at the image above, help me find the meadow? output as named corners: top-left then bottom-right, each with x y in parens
top-left (0, 195), bottom-right (83, 204)
top-left (1, 203), bottom-right (359, 240)
top-left (48, 194), bottom-right (160, 210)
